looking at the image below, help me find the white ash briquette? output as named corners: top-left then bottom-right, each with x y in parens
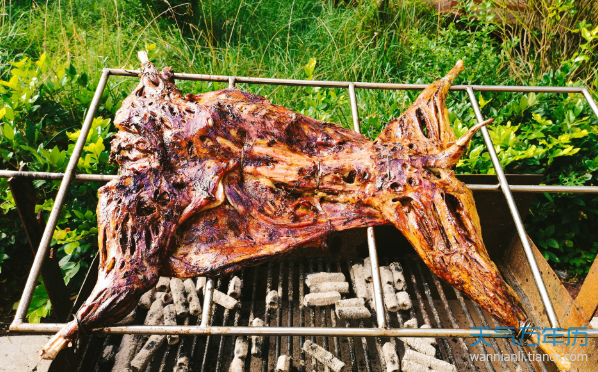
top-left (227, 276), bottom-right (243, 299)
top-left (309, 281), bottom-right (349, 294)
top-left (130, 335), bottom-right (166, 372)
top-left (335, 306), bottom-right (371, 320)
top-left (176, 354), bottom-right (190, 372)
top-left (266, 289), bottom-right (279, 310)
top-left (111, 334), bottom-right (140, 372)
top-left (379, 266), bottom-right (393, 285)
top-left (335, 298), bottom-right (365, 308)
top-left (363, 257), bottom-right (373, 282)
top-left (234, 336), bottom-right (248, 359)
top-left (302, 340), bottom-right (345, 372)
top-left (251, 318), bottom-right (265, 357)
top-left (145, 298), bottom-right (165, 326)
top-left (115, 308), bottom-right (137, 325)
top-left (403, 323), bottom-right (436, 346)
top-left (389, 262), bottom-right (406, 290)
top-left (138, 287), bottom-right (155, 309)
top-left (212, 289), bottom-right (238, 309)
top-left (229, 356), bottom-right (245, 372)
top-left (383, 284), bottom-right (399, 312)
top-left (170, 278), bottom-right (190, 318)
top-left (303, 291), bottom-right (341, 307)
top-left (156, 276), bottom-right (170, 292)
top-left (276, 354), bottom-right (291, 372)
top-left (162, 304), bottom-right (179, 345)
top-left (396, 290), bottom-right (412, 310)
top-left (183, 278), bottom-right (201, 316)
top-left (266, 290), bottom-right (278, 310)
top-left (403, 318), bottom-right (418, 328)
top-left (98, 344), bottom-right (116, 367)
top-left (154, 291), bottom-right (172, 304)
top-left (403, 349), bottom-right (457, 372)
top-left (305, 272), bottom-right (345, 287)
top-left (382, 342), bottom-right (400, 372)
top-left (351, 263), bottom-right (371, 300)
top-left (401, 359), bottom-right (429, 372)
top-left (400, 337), bottom-right (436, 356)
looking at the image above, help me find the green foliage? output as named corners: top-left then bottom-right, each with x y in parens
top-left (0, 53), bottom-right (120, 322)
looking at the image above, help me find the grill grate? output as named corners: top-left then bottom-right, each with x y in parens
top-left (75, 256), bottom-right (550, 372)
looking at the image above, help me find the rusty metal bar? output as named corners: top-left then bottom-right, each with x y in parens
top-left (307, 259), bottom-right (318, 371)
top-left (261, 261), bottom-right (275, 372)
top-left (325, 260), bottom-right (341, 359)
top-left (315, 259), bottom-right (331, 369)
top-left (299, 261), bottom-right (306, 372)
top-left (452, 287), bottom-right (492, 372)
top-left (470, 301), bottom-right (511, 372)
top-left (489, 315), bottom-right (535, 372)
top-left (11, 321), bottom-right (598, 337)
top-left (430, 273), bottom-right (483, 371)
top-left (275, 260), bottom-right (284, 361)
top-left (467, 86), bottom-right (559, 328)
top-left (107, 68), bottom-right (588, 93)
top-left (349, 82), bottom-right (386, 328)
top-left (215, 274), bottom-right (234, 372)
top-left (286, 260), bottom-right (294, 366)
top-left (346, 259), bottom-right (373, 372)
top-left (200, 278), bottom-right (215, 327)
top-left (335, 259), bottom-right (358, 372)
top-left (200, 278), bottom-right (222, 372)
top-left (409, 260), bottom-right (457, 365)
top-left (4, 170), bottom-right (598, 194)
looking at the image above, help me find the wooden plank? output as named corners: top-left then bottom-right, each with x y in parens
top-left (574, 255), bottom-right (598, 322)
top-left (501, 235), bottom-right (597, 371)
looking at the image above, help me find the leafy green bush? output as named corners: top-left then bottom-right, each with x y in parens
top-left (0, 54), bottom-right (121, 322)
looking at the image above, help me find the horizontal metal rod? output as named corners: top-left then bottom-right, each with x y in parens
top-left (107, 69), bottom-right (585, 93)
top-left (0, 170), bottom-right (117, 182)
top-left (10, 322), bottom-right (598, 338)
top-left (2, 170), bottom-right (597, 193)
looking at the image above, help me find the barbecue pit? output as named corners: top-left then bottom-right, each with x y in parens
top-left (3, 68), bottom-right (598, 372)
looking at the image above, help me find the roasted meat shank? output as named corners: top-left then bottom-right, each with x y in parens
top-left (40, 53), bottom-right (569, 370)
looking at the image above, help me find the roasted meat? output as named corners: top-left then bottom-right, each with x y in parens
top-left (41, 52), bottom-right (568, 370)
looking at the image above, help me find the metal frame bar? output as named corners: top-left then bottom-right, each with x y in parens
top-left (467, 86), bottom-right (559, 327)
top-left (4, 169), bottom-right (598, 193)
top-left (8, 67), bottom-right (598, 339)
top-left (2, 169), bottom-right (598, 194)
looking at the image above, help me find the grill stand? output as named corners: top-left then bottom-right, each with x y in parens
top-left (3, 69), bottom-right (598, 372)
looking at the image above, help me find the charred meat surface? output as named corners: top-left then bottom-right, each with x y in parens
top-left (40, 53), bottom-right (568, 370)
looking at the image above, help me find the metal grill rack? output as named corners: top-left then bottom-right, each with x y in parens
top-left (72, 257), bottom-right (552, 372)
top-left (4, 68), bottom-right (598, 351)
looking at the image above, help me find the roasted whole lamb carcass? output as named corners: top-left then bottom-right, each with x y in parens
top-left (41, 52), bottom-right (569, 370)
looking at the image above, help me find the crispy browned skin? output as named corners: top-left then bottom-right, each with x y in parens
top-left (42, 56), bottom-right (527, 359)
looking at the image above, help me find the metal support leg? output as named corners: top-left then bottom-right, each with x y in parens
top-left (10, 69), bottom-right (110, 328)
top-left (348, 83), bottom-right (386, 328)
top-left (200, 278), bottom-right (215, 327)
top-left (466, 86), bottom-right (559, 328)
top-left (581, 89), bottom-right (598, 119)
